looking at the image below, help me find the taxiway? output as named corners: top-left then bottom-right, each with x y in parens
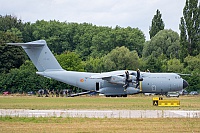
top-left (0, 109), bottom-right (199, 118)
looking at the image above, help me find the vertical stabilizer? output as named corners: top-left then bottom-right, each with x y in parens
top-left (7, 40), bottom-right (62, 72)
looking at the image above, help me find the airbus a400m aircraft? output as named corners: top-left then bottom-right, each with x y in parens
top-left (8, 40), bottom-right (189, 97)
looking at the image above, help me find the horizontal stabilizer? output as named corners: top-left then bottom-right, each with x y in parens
top-left (7, 40), bottom-right (45, 47)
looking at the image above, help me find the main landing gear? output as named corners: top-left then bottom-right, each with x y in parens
top-left (105, 94), bottom-right (127, 97)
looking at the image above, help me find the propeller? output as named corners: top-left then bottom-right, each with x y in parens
top-left (136, 69), bottom-right (143, 88)
top-left (123, 70), bottom-right (131, 90)
top-left (124, 69), bottom-right (143, 90)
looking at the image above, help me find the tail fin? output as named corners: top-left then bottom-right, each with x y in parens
top-left (7, 40), bottom-right (62, 72)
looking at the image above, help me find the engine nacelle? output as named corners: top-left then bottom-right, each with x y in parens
top-left (106, 75), bottom-right (125, 84)
top-left (126, 87), bottom-right (140, 94)
top-left (130, 75), bottom-right (136, 82)
top-left (99, 87), bottom-right (140, 95)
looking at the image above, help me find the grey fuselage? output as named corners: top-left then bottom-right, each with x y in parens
top-left (37, 70), bottom-right (186, 96)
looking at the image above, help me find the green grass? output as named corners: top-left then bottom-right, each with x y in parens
top-left (0, 117), bottom-right (199, 133)
top-left (0, 95), bottom-right (200, 133)
top-left (0, 95), bottom-right (200, 110)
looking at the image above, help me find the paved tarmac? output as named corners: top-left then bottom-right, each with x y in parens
top-left (0, 109), bottom-right (199, 118)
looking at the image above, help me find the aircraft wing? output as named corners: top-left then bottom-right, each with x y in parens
top-left (90, 70), bottom-right (126, 79)
top-left (90, 70), bottom-right (128, 84)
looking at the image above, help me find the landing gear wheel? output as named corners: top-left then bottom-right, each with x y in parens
top-left (122, 94), bottom-right (127, 97)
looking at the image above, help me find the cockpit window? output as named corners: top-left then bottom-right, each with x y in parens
top-left (175, 76), bottom-right (181, 79)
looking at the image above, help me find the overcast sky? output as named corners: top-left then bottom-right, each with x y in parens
top-left (1, 0), bottom-right (186, 40)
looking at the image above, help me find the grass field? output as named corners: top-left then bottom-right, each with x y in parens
top-left (0, 95), bottom-right (200, 132)
top-left (0, 95), bottom-right (200, 110)
top-left (0, 117), bottom-right (199, 133)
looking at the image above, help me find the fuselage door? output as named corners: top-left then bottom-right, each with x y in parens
top-left (96, 82), bottom-right (100, 91)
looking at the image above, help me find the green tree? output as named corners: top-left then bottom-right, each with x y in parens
top-left (149, 9), bottom-right (165, 39)
top-left (142, 54), bottom-right (167, 72)
top-left (0, 15), bottom-right (23, 32)
top-left (56, 51), bottom-right (85, 71)
top-left (184, 54), bottom-right (200, 72)
top-left (90, 26), bottom-right (145, 58)
top-left (167, 58), bottom-right (184, 73)
top-left (91, 29), bottom-right (112, 58)
top-left (143, 55), bottom-right (157, 72)
top-left (85, 57), bottom-right (103, 72)
top-left (21, 19), bottom-right (145, 59)
top-left (179, 0), bottom-right (200, 58)
top-left (22, 22), bottom-right (35, 42)
top-left (143, 29), bottom-right (180, 59)
top-left (179, 17), bottom-right (188, 61)
top-left (0, 60), bottom-right (71, 93)
top-left (103, 46), bottom-right (140, 71)
top-left (0, 30), bottom-right (26, 73)
top-left (0, 15), bottom-right (27, 73)
top-left (0, 60), bottom-right (39, 93)
top-left (183, 54), bottom-right (200, 92)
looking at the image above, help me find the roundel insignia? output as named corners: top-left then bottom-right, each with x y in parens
top-left (80, 79), bottom-right (84, 82)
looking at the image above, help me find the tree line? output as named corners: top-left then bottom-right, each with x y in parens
top-left (0, 0), bottom-right (199, 94)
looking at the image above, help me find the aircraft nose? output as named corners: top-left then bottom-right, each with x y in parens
top-left (183, 80), bottom-right (189, 89)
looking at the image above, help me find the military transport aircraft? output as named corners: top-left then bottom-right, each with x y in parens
top-left (8, 40), bottom-right (189, 97)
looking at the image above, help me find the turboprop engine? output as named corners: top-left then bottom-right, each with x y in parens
top-left (126, 87), bottom-right (140, 94)
top-left (99, 87), bottom-right (140, 95)
top-left (104, 75), bottom-right (125, 84)
top-left (105, 74), bottom-right (139, 85)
